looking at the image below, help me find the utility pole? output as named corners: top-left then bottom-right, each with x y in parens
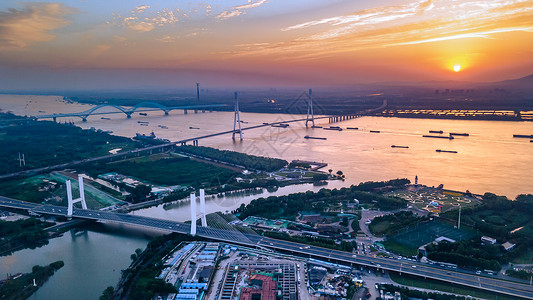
top-left (18, 152), bottom-right (26, 167)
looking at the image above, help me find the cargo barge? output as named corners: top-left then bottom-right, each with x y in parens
top-left (429, 130), bottom-right (443, 134)
top-left (304, 136), bottom-right (327, 140)
top-left (513, 134), bottom-right (533, 139)
top-left (423, 135), bottom-right (454, 140)
top-left (450, 132), bottom-right (469, 136)
top-left (391, 145), bottom-right (409, 148)
top-left (347, 127), bottom-right (359, 130)
top-left (436, 149), bottom-right (457, 153)
top-left (324, 127), bottom-right (342, 131)
top-left (370, 130), bottom-right (380, 133)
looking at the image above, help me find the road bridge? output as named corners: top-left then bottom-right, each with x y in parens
top-left (33, 102), bottom-right (228, 122)
top-left (1, 196), bottom-right (532, 299)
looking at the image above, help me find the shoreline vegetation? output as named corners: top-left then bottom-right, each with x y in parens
top-left (0, 218), bottom-right (56, 257)
top-left (0, 113), bottom-right (141, 176)
top-left (0, 261), bottom-right (64, 300)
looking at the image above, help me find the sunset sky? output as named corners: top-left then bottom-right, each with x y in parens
top-left (1, 0), bottom-right (532, 89)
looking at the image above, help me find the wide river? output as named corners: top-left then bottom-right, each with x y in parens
top-left (1, 94), bottom-right (532, 299)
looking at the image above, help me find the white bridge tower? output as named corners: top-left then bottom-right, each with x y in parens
top-left (190, 189), bottom-right (207, 236)
top-left (306, 88), bottom-right (315, 127)
top-left (232, 92), bottom-right (243, 141)
top-left (66, 175), bottom-right (87, 218)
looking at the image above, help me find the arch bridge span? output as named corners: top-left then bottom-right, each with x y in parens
top-left (34, 101), bottom-right (227, 121)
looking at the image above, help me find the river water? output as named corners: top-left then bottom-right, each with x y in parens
top-left (1, 94), bottom-right (532, 298)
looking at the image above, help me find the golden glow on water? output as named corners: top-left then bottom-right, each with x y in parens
top-left (3, 95), bottom-right (532, 199)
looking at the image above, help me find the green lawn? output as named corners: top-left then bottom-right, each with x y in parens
top-left (383, 240), bottom-right (418, 257)
top-left (80, 155), bottom-right (239, 187)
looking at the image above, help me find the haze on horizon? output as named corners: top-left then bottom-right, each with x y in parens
top-left (0, 0), bottom-right (532, 90)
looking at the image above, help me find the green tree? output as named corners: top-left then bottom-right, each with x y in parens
top-left (100, 286), bottom-right (115, 300)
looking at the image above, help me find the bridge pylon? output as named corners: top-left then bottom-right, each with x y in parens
top-left (190, 189), bottom-right (207, 236)
top-left (306, 88), bottom-right (315, 127)
top-left (66, 175), bottom-right (87, 218)
top-left (232, 92), bottom-right (243, 141)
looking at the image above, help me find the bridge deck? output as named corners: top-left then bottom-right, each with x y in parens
top-left (1, 197), bottom-right (533, 299)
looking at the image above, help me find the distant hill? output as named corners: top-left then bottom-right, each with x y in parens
top-left (492, 74), bottom-right (533, 90)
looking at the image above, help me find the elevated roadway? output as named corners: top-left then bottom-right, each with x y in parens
top-left (1, 196), bottom-right (532, 299)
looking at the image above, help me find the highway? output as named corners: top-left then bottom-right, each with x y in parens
top-left (1, 196), bottom-right (533, 299)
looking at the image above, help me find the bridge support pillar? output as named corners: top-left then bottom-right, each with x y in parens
top-left (164, 111), bottom-right (169, 116)
top-left (200, 189), bottom-right (207, 227)
top-left (184, 109), bottom-right (188, 115)
top-left (82, 117), bottom-right (87, 122)
top-left (53, 117), bottom-right (57, 122)
top-left (305, 89), bottom-right (315, 128)
top-left (232, 92), bottom-right (243, 141)
top-left (67, 175), bottom-right (87, 218)
top-left (190, 189), bottom-right (207, 236)
top-left (190, 193), bottom-right (196, 236)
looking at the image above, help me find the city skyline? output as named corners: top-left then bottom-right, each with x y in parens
top-left (1, 0), bottom-right (532, 89)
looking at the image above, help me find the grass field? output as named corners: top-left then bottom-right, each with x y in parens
top-left (387, 221), bottom-right (474, 251)
top-left (389, 273), bottom-right (520, 300)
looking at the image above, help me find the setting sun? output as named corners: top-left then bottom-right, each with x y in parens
top-left (453, 65), bottom-right (462, 72)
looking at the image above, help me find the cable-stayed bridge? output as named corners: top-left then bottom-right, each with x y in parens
top-left (1, 196), bottom-right (533, 299)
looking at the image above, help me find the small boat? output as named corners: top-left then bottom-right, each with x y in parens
top-left (370, 130), bottom-right (380, 133)
top-left (271, 123), bottom-right (289, 128)
top-left (137, 121), bottom-right (148, 124)
top-left (423, 135), bottom-right (454, 140)
top-left (158, 125), bottom-right (168, 129)
top-left (347, 127), bottom-right (359, 130)
top-left (450, 132), bottom-right (469, 136)
top-left (429, 130), bottom-right (444, 134)
top-left (140, 123), bottom-right (148, 126)
top-left (139, 113), bottom-right (148, 116)
top-left (189, 126), bottom-right (200, 129)
top-left (391, 145), bottom-right (409, 148)
top-left (240, 120), bottom-right (249, 124)
top-left (304, 136), bottom-right (327, 140)
top-left (436, 149), bottom-right (457, 153)
top-left (311, 125), bottom-right (323, 128)
top-left (101, 117), bottom-right (111, 120)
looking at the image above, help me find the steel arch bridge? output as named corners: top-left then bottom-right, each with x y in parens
top-left (34, 101), bottom-right (227, 121)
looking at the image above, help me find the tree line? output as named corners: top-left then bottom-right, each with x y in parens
top-left (177, 145), bottom-right (288, 172)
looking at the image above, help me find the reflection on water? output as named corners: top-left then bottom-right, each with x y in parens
top-left (2, 94), bottom-right (530, 198)
top-left (0, 223), bottom-right (154, 300)
top-left (1, 94), bottom-right (533, 298)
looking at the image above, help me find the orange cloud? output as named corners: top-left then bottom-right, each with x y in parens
top-left (0, 3), bottom-right (76, 49)
top-left (234, 0), bottom-right (533, 61)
